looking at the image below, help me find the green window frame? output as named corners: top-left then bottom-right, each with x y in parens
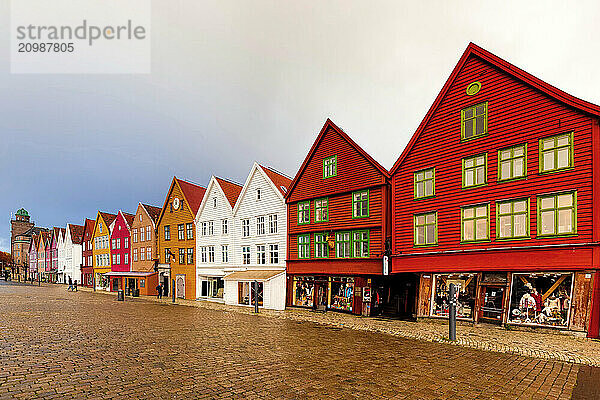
top-left (461, 102), bottom-right (488, 141)
top-left (314, 198), bottom-right (329, 222)
top-left (352, 230), bottom-right (370, 258)
top-left (297, 234), bottom-right (310, 259)
top-left (314, 233), bottom-right (329, 258)
top-left (496, 198), bottom-right (529, 240)
top-left (352, 190), bottom-right (369, 218)
top-left (335, 231), bottom-right (351, 258)
top-left (323, 155), bottom-right (337, 179)
top-left (414, 168), bottom-right (435, 199)
top-left (461, 204), bottom-right (490, 243)
top-left (462, 154), bottom-right (487, 188)
top-left (414, 212), bottom-right (437, 246)
top-left (498, 144), bottom-right (527, 181)
top-left (539, 132), bottom-right (574, 174)
top-left (297, 201), bottom-right (310, 225)
top-left (537, 191), bottom-right (577, 237)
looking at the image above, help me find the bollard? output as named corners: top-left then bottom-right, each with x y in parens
top-left (254, 280), bottom-right (259, 314)
top-left (449, 283), bottom-right (456, 341)
top-left (172, 279), bottom-right (175, 303)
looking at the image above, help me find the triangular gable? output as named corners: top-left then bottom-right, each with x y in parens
top-left (232, 163), bottom-right (291, 214)
top-left (157, 177), bottom-right (207, 226)
top-left (215, 177), bottom-right (243, 208)
top-left (140, 203), bottom-right (162, 229)
top-left (94, 211), bottom-right (116, 238)
top-left (390, 42), bottom-right (600, 175)
top-left (286, 119), bottom-right (389, 202)
top-left (113, 210), bottom-right (136, 234)
top-left (195, 176), bottom-right (241, 220)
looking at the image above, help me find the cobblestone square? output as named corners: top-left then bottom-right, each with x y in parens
top-left (0, 281), bottom-right (596, 399)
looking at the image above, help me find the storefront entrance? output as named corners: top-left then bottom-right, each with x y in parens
top-left (479, 286), bottom-right (505, 324)
top-left (315, 281), bottom-right (328, 311)
top-left (376, 274), bottom-right (418, 319)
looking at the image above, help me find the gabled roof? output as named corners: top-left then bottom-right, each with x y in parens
top-left (177, 178), bottom-right (207, 215)
top-left (232, 163), bottom-right (292, 214)
top-left (68, 224), bottom-right (84, 244)
top-left (390, 42), bottom-right (600, 175)
top-left (285, 118), bottom-right (390, 199)
top-left (98, 212), bottom-right (117, 227)
top-left (83, 218), bottom-right (95, 236)
top-left (30, 234), bottom-right (39, 251)
top-left (141, 203), bottom-right (162, 226)
top-left (39, 231), bottom-right (50, 248)
top-left (158, 177), bottom-right (207, 224)
top-left (121, 211), bottom-right (135, 230)
top-left (52, 227), bottom-right (64, 243)
top-left (260, 164), bottom-right (292, 196)
top-left (214, 177), bottom-right (243, 208)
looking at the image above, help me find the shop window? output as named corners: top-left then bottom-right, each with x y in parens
top-left (414, 168), bottom-right (435, 199)
top-left (498, 144), bottom-right (526, 181)
top-left (539, 132), bottom-right (573, 173)
top-left (414, 212), bottom-right (437, 246)
top-left (461, 204), bottom-right (489, 242)
top-left (329, 277), bottom-right (354, 312)
top-left (537, 191), bottom-right (577, 236)
top-left (323, 155), bottom-right (337, 179)
top-left (298, 202), bottom-right (310, 225)
top-left (314, 233), bottom-right (328, 258)
top-left (431, 274), bottom-right (477, 319)
top-left (496, 199), bottom-right (529, 239)
top-left (209, 277), bottom-right (224, 298)
top-left (352, 190), bottom-right (369, 218)
top-left (462, 154), bottom-right (487, 188)
top-left (238, 282), bottom-right (250, 305)
top-left (315, 198), bottom-right (329, 222)
top-left (508, 273), bottom-right (573, 328)
top-left (293, 277), bottom-right (314, 307)
top-left (140, 279), bottom-right (145, 288)
top-left (461, 102), bottom-right (487, 141)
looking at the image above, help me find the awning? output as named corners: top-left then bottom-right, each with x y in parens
top-left (102, 271), bottom-right (156, 277)
top-left (223, 270), bottom-right (284, 281)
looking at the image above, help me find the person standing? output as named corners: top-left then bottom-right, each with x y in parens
top-left (156, 283), bottom-right (163, 299)
top-left (68, 277), bottom-right (73, 291)
top-left (73, 280), bottom-right (78, 292)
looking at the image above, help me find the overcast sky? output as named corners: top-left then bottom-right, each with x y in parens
top-left (1, 0), bottom-right (600, 251)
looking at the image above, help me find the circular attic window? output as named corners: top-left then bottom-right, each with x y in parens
top-left (466, 81), bottom-right (482, 96)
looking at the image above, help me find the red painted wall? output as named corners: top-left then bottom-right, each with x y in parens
top-left (391, 54), bottom-right (596, 272)
top-left (110, 212), bottom-right (132, 273)
top-left (285, 121), bottom-right (390, 275)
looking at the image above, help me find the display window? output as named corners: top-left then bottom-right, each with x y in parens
top-left (508, 272), bottom-right (573, 328)
top-left (329, 277), bottom-right (354, 312)
top-left (293, 276), bottom-right (314, 307)
top-left (431, 273), bottom-right (477, 319)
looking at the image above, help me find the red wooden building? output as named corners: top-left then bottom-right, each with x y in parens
top-left (285, 119), bottom-right (392, 316)
top-left (390, 43), bottom-right (600, 337)
top-left (81, 218), bottom-right (95, 287)
top-left (106, 210), bottom-right (135, 292)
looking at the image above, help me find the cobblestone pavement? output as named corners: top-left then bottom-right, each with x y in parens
top-left (0, 282), bottom-right (595, 399)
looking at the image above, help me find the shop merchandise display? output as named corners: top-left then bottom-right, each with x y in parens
top-left (509, 273), bottom-right (572, 327)
top-left (431, 274), bottom-right (476, 319)
top-left (330, 278), bottom-right (354, 312)
top-left (293, 278), bottom-right (314, 307)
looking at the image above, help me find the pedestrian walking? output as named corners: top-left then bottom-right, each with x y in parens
top-left (156, 283), bottom-right (163, 299)
top-left (68, 277), bottom-right (73, 291)
top-left (73, 280), bottom-right (78, 291)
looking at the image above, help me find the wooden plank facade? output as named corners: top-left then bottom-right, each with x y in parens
top-left (390, 43), bottom-right (600, 336)
top-left (285, 119), bottom-right (392, 316)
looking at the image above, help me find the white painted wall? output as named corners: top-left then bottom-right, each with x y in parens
top-left (195, 177), bottom-right (238, 299)
top-left (63, 225), bottom-right (82, 284)
top-left (57, 230), bottom-right (66, 283)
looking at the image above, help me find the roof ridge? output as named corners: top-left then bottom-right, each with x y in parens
top-left (215, 176), bottom-right (244, 187)
top-left (259, 164), bottom-right (293, 180)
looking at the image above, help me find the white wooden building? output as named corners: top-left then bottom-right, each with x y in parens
top-left (195, 176), bottom-right (243, 300)
top-left (57, 228), bottom-right (67, 283)
top-left (64, 223), bottom-right (84, 284)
